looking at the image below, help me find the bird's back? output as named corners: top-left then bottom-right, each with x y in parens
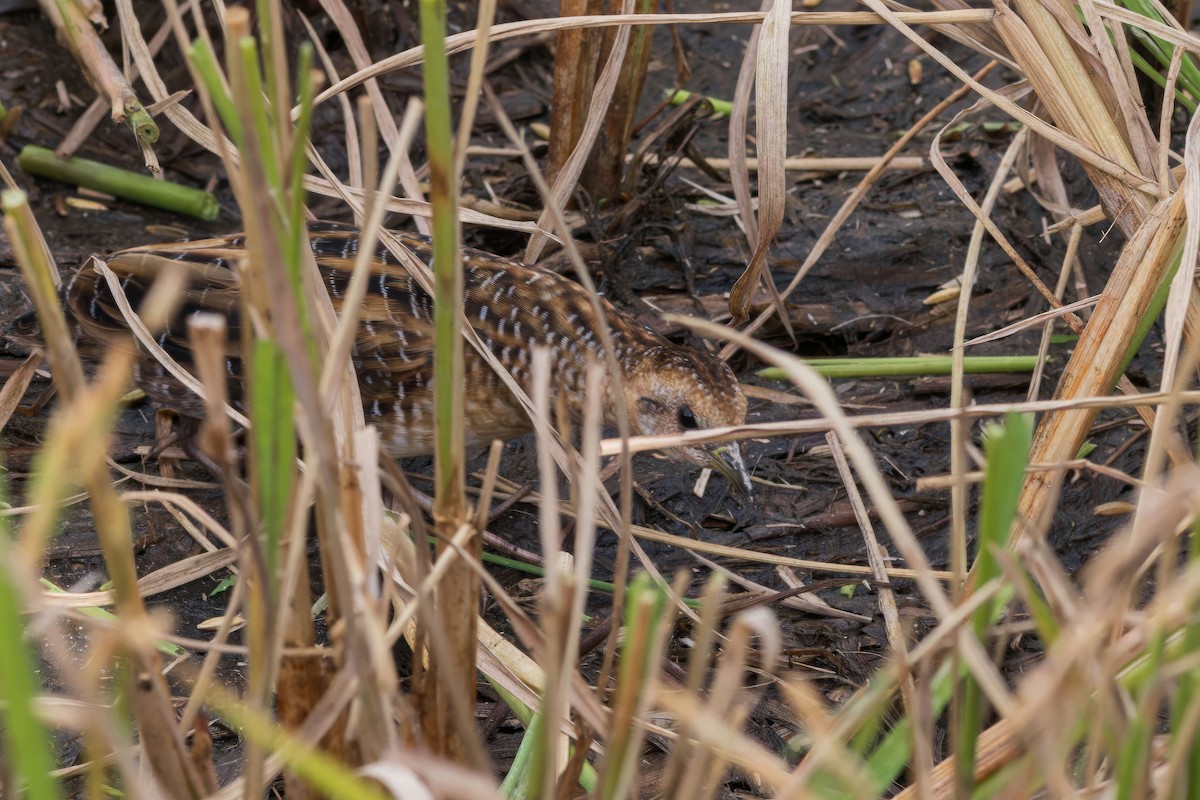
top-left (65, 222), bottom-right (659, 456)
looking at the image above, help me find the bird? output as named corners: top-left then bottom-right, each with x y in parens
top-left (60, 221), bottom-right (752, 494)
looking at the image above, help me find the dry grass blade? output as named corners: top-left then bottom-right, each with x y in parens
top-left (50, 346), bottom-right (210, 796)
top-left (0, 350), bottom-right (42, 434)
top-left (826, 431), bottom-right (932, 786)
top-left (1094, 0), bottom-right (1200, 51)
top-left (1004, 0), bottom-right (1155, 218)
top-left (309, 9), bottom-right (995, 108)
top-left (891, 719), bottom-right (1022, 799)
top-left (948, 125), bottom-right (1029, 591)
top-left (865, 0), bottom-right (1155, 190)
top-left (677, 320), bottom-right (1029, 753)
top-left (39, 0), bottom-right (158, 151)
top-left (299, 14), bottom-right (362, 190)
top-left (672, 607), bottom-right (780, 798)
top-left (127, 0), bottom-right (542, 237)
top-left (596, 389), bottom-right (1200, 462)
top-left (91, 255), bottom-right (250, 428)
top-left (38, 548), bottom-right (235, 609)
top-left (58, 0), bottom-right (185, 158)
top-left (728, 0), bottom-right (759, 253)
top-left (546, 0), bottom-right (603, 186)
top-left (659, 573), bottom-right (725, 795)
top-left (719, 62), bottom-right (996, 358)
top-left (186, 314), bottom-right (240, 477)
top-left (1012, 188), bottom-right (1188, 547)
top-left (727, 0), bottom-right (792, 335)
top-left (451, 0), bottom-right (497, 181)
top-left (490, 474), bottom-right (957, 580)
top-left (675, 316), bottom-right (957, 616)
top-left (23, 0), bottom-right (1200, 794)
top-left (660, 153), bottom-right (926, 172)
top-left (927, 88), bottom-right (1173, 445)
top-left (530, 346), bottom-right (567, 792)
top-left (1025, 223), bottom-right (1082, 403)
top-left (314, 102), bottom-right (421, 411)
top-left (316, 0), bottom-right (430, 235)
top-left (1162, 104), bottom-right (1200, 388)
top-left (3, 193), bottom-right (82, 398)
top-left (689, 551), bottom-right (871, 621)
top-left (962, 294), bottom-right (1101, 347)
top-left (523, 0), bottom-right (637, 263)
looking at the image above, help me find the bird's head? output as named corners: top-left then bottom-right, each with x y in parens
top-left (621, 345), bottom-right (751, 495)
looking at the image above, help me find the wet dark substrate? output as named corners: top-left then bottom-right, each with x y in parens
top-left (0, 0), bottom-right (1160, 791)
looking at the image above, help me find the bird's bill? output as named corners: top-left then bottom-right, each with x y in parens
top-left (707, 442), bottom-right (752, 498)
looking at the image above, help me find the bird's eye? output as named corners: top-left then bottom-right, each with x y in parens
top-left (678, 405), bottom-right (698, 430)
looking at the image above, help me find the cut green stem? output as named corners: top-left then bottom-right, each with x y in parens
top-left (18, 145), bottom-right (218, 221)
top-left (758, 355), bottom-right (1042, 380)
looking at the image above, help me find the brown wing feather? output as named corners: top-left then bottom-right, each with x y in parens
top-left (58, 223), bottom-right (675, 457)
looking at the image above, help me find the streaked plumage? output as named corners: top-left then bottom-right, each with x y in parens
top-left (62, 222), bottom-right (751, 492)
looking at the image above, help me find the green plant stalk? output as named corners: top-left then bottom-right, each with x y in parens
top-left (800, 658), bottom-right (954, 796)
top-left (224, 40), bottom-right (292, 591)
top-left (187, 39), bottom-right (244, 144)
top-left (488, 677), bottom-right (598, 796)
top-left (847, 669), bottom-right (907, 757)
top-left (254, 0), bottom-right (289, 144)
top-left (1128, 48), bottom-right (1199, 113)
top-left (236, 37), bottom-right (283, 193)
top-left (1085, 0), bottom-right (1200, 105)
top-left (0, 536), bottom-right (62, 800)
top-left (757, 355), bottom-right (1041, 380)
top-left (1120, 247), bottom-right (1184, 376)
top-left (953, 620), bottom-right (989, 788)
top-left (667, 88), bottom-right (733, 117)
top-left (4, 199), bottom-right (129, 800)
top-left (17, 146), bottom-right (218, 221)
top-left (420, 0), bottom-right (474, 763)
top-left (849, 606), bottom-right (1017, 796)
top-left (39, 579), bottom-right (183, 657)
top-left (128, 107), bottom-right (158, 147)
top-left (1119, 0), bottom-right (1200, 97)
top-left (973, 759), bottom-right (1029, 800)
top-left (218, 19), bottom-right (316, 595)
top-left (252, 339), bottom-right (295, 583)
top-left (974, 413), bottom-right (1034, 637)
top-left (1115, 628), bottom-right (1164, 800)
top-left (499, 708), bottom-right (542, 799)
top-left (858, 562), bottom-right (1200, 796)
top-left (215, 12), bottom-right (313, 791)
top-left (477, 549), bottom-right (702, 608)
top-left (51, 0), bottom-right (157, 145)
top-left (1172, 513), bottom-right (1200, 794)
top-left (1, 190), bottom-right (85, 403)
top-left (873, 658), bottom-right (955, 792)
top-left (825, 412), bottom-right (1030, 795)
top-left (420, 0), bottom-right (464, 514)
top-left (207, 689), bottom-right (392, 800)
top-left (286, 47), bottom-right (319, 369)
top-left (854, 546), bottom-right (1198, 798)
top-left (598, 574), bottom-right (665, 800)
top-left (1009, 561), bottom-right (1060, 648)
top-left (955, 413), bottom-right (1034, 795)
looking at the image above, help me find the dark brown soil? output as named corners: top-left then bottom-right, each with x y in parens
top-left (0, 0), bottom-right (1158, 791)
